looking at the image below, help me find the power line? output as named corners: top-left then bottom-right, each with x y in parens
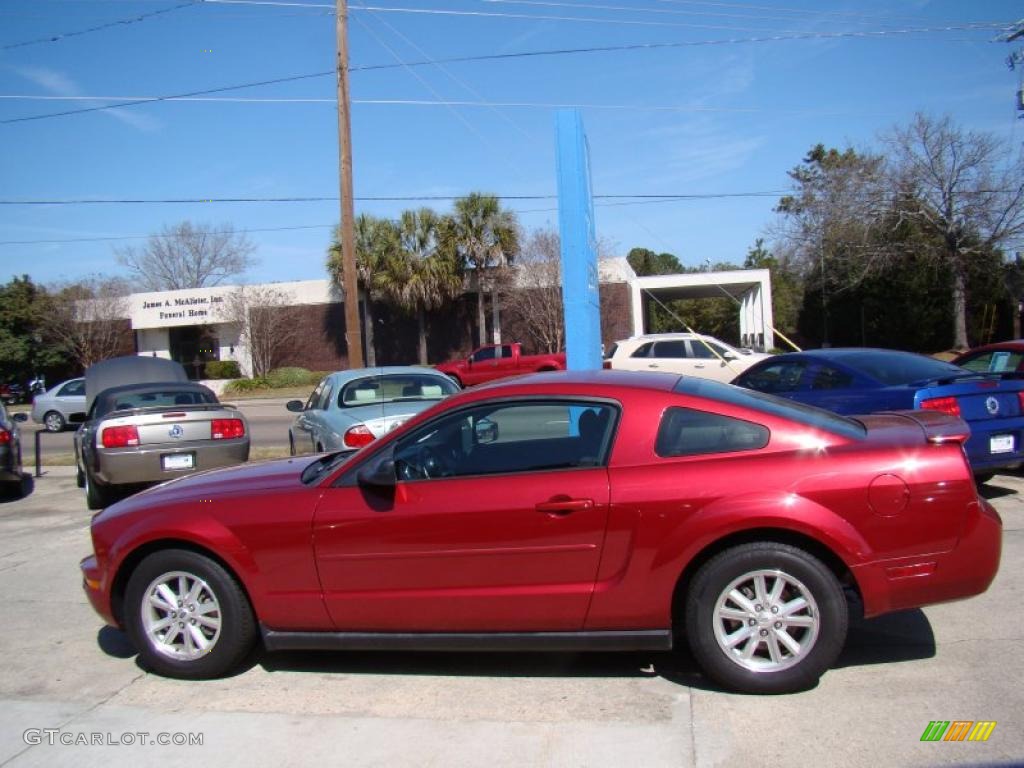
top-left (201, 0), bottom-right (1013, 35)
top-left (0, 93), bottom-right (883, 116)
top-left (1, 1), bottom-right (198, 50)
top-left (0, 192), bottom-right (787, 206)
top-left (2, 24), bottom-right (1006, 126)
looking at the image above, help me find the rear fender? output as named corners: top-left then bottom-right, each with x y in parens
top-left (654, 490), bottom-right (871, 576)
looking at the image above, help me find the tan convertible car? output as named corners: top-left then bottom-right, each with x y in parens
top-left (74, 357), bottom-right (249, 509)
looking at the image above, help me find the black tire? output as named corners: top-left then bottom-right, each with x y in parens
top-left (76, 468), bottom-right (85, 488)
top-left (124, 549), bottom-right (256, 680)
top-left (974, 472), bottom-right (995, 485)
top-left (84, 470), bottom-right (114, 510)
top-left (684, 542), bottom-right (848, 694)
top-left (43, 410), bottom-right (65, 433)
top-left (288, 433), bottom-right (296, 457)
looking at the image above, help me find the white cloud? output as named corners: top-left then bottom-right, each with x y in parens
top-left (13, 65), bottom-right (160, 133)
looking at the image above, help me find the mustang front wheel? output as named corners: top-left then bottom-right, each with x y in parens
top-left (124, 549), bottom-right (256, 679)
top-left (685, 542), bottom-right (848, 694)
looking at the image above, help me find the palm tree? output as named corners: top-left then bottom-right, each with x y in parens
top-left (378, 209), bottom-right (463, 365)
top-left (451, 193), bottom-right (519, 347)
top-left (327, 214), bottom-right (400, 367)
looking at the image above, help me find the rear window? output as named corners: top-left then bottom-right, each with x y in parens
top-left (831, 350), bottom-right (965, 385)
top-left (674, 377), bottom-right (865, 440)
top-left (103, 389), bottom-right (217, 416)
top-left (339, 374), bottom-right (458, 408)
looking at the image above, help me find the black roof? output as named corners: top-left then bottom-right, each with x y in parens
top-left (93, 382), bottom-right (217, 418)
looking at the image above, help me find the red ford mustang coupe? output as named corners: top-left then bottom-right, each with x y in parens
top-left (81, 371), bottom-right (1002, 694)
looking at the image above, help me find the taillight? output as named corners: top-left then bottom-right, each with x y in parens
top-left (211, 419), bottom-right (245, 440)
top-left (602, 360), bottom-right (611, 370)
top-left (0, 429), bottom-right (9, 445)
top-left (920, 396), bottom-right (960, 418)
top-left (102, 425), bottom-right (139, 448)
top-left (343, 424), bottom-right (375, 448)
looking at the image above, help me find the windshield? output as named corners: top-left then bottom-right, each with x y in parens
top-left (674, 377), bottom-right (866, 440)
top-left (338, 374), bottom-right (458, 408)
top-left (301, 449), bottom-right (358, 484)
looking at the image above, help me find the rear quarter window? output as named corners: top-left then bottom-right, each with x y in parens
top-left (656, 407), bottom-right (769, 457)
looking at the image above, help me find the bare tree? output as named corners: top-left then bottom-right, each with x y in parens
top-left (217, 285), bottom-right (302, 378)
top-left (116, 221), bottom-right (257, 291)
top-left (497, 229), bottom-right (565, 354)
top-left (885, 114), bottom-right (1024, 348)
top-left (43, 277), bottom-right (132, 369)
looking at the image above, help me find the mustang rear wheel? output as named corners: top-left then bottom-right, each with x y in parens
top-left (84, 471), bottom-right (114, 510)
top-left (125, 549), bottom-right (256, 679)
top-left (685, 542), bottom-right (847, 694)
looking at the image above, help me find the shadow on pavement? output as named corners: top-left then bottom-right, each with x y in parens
top-left (98, 627), bottom-right (137, 659)
top-left (979, 481), bottom-right (1017, 500)
top-left (0, 473), bottom-right (34, 503)
top-left (838, 608), bottom-right (935, 667)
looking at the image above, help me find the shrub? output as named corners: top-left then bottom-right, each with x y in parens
top-left (204, 360), bottom-right (242, 379)
top-left (224, 377), bottom-right (268, 394)
top-left (265, 367), bottom-right (313, 388)
top-left (307, 370), bottom-right (331, 385)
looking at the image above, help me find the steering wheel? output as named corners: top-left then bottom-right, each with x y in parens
top-left (395, 445), bottom-right (447, 481)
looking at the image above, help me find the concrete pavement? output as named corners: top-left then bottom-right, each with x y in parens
top-left (0, 468), bottom-right (1021, 767)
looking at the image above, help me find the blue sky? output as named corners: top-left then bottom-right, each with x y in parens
top-left (1, 0), bottom-right (1022, 287)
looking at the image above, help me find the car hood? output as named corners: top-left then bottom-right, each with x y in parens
top-left (111, 455), bottom-right (320, 510)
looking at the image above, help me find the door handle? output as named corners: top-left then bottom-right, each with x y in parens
top-left (647, 363), bottom-right (659, 369)
top-left (536, 498), bottom-right (594, 515)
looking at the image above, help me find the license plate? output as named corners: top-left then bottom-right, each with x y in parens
top-left (162, 453), bottom-right (195, 471)
top-left (989, 435), bottom-right (1014, 454)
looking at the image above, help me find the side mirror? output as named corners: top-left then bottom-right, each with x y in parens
top-left (475, 417), bottom-right (498, 444)
top-left (286, 400), bottom-right (305, 413)
top-left (724, 353), bottom-right (738, 361)
top-left (68, 413), bottom-right (86, 424)
top-left (12, 413), bottom-right (28, 423)
top-left (357, 455), bottom-right (396, 488)
top-left (467, 357), bottom-right (474, 367)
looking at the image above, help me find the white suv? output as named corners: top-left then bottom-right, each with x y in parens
top-left (604, 333), bottom-right (769, 383)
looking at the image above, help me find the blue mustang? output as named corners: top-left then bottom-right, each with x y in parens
top-left (732, 348), bottom-right (1024, 478)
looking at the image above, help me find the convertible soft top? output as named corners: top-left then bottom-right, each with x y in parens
top-left (84, 356), bottom-right (188, 410)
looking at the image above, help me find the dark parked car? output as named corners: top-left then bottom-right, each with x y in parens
top-left (81, 371), bottom-right (1001, 694)
top-left (0, 401), bottom-right (28, 497)
top-left (732, 347), bottom-right (1024, 477)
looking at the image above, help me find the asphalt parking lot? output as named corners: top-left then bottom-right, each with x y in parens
top-left (0, 466), bottom-right (1021, 767)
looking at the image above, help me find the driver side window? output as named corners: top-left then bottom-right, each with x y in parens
top-left (392, 401), bottom-right (617, 481)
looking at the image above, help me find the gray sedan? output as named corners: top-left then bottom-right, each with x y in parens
top-left (287, 367), bottom-right (459, 454)
top-left (31, 377), bottom-right (86, 432)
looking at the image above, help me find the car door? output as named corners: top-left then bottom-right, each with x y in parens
top-left (794, 363), bottom-right (872, 414)
top-left (733, 359), bottom-right (811, 397)
top-left (685, 339), bottom-right (740, 383)
top-left (55, 379), bottom-right (86, 418)
top-left (312, 399), bottom-right (616, 632)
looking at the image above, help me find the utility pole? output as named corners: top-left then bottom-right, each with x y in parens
top-left (336, 0), bottom-right (363, 368)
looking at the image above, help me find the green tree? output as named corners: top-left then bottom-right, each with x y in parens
top-left (885, 113), bottom-right (1024, 348)
top-left (0, 276), bottom-right (67, 383)
top-left (626, 247), bottom-right (683, 277)
top-left (327, 214), bottom-right (401, 366)
top-left (377, 209), bottom-right (464, 365)
top-left (451, 193), bottom-right (519, 346)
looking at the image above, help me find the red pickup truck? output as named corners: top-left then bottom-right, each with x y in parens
top-left (435, 343), bottom-right (566, 386)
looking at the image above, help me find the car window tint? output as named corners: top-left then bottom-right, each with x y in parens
top-left (59, 380), bottom-right (85, 397)
top-left (630, 342), bottom-right (654, 358)
top-left (810, 365), bottom-right (853, 390)
top-left (499, 345), bottom-right (513, 358)
top-left (306, 380), bottom-right (326, 411)
top-left (393, 401), bottom-right (616, 480)
top-left (318, 383), bottom-right (334, 411)
top-left (674, 377), bottom-right (865, 439)
top-left (471, 347), bottom-right (496, 362)
top-left (959, 350), bottom-right (1024, 373)
top-left (605, 343), bottom-right (618, 360)
top-left (652, 340), bottom-right (688, 358)
top-left (736, 361), bottom-right (807, 393)
top-left (339, 375), bottom-right (458, 407)
top-left (830, 350), bottom-right (965, 385)
top-left (689, 341), bottom-right (718, 359)
top-left (107, 390), bottom-right (216, 411)
top-left (656, 407), bottom-right (769, 457)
